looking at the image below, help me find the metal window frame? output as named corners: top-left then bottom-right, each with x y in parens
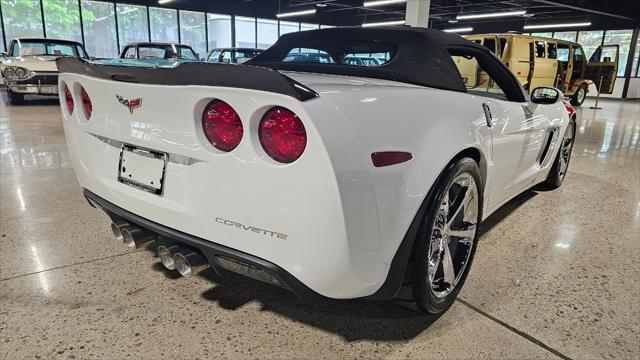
top-left (0, 1), bottom-right (324, 61)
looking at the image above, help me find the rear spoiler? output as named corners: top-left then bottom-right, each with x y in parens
top-left (56, 57), bottom-right (318, 101)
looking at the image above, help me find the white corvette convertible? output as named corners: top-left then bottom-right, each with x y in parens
top-left (57, 27), bottom-right (575, 314)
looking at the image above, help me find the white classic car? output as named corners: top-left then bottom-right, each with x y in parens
top-left (1, 38), bottom-right (89, 104)
top-left (57, 27), bottom-right (575, 314)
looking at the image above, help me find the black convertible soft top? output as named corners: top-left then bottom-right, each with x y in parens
top-left (58, 27), bottom-right (524, 101)
top-left (247, 26), bottom-right (489, 93)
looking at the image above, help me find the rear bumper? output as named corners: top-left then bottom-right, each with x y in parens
top-left (85, 189), bottom-right (337, 304)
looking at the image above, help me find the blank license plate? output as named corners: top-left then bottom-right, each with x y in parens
top-left (117, 144), bottom-right (168, 195)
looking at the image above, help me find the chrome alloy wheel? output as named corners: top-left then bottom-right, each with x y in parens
top-left (427, 173), bottom-right (479, 299)
top-left (558, 121), bottom-right (575, 180)
top-left (576, 87), bottom-right (586, 104)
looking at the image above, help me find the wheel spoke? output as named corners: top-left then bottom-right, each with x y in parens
top-left (442, 243), bottom-right (456, 286)
top-left (447, 184), bottom-right (473, 229)
top-left (449, 222), bottom-right (477, 239)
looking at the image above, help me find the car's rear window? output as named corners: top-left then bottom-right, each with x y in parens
top-left (277, 41), bottom-right (396, 67)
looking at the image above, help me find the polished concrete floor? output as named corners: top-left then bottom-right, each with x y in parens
top-left (0, 93), bottom-right (638, 359)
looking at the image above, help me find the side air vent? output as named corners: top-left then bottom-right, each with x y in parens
top-left (539, 128), bottom-right (558, 165)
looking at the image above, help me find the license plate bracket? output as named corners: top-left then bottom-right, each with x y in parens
top-left (117, 144), bottom-right (168, 196)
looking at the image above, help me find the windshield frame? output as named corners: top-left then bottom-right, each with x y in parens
top-left (135, 44), bottom-right (198, 60)
top-left (9, 39), bottom-right (88, 58)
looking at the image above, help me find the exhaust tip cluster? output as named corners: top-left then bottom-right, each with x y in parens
top-left (110, 221), bottom-right (210, 277)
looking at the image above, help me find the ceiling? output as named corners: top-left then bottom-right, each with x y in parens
top-left (124, 0), bottom-right (640, 31)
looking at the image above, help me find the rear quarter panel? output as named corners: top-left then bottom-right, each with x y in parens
top-left (307, 84), bottom-right (491, 264)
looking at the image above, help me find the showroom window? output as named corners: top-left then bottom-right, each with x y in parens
top-left (279, 21), bottom-right (299, 36)
top-left (531, 32), bottom-right (552, 38)
top-left (0, 20), bottom-right (5, 52)
top-left (632, 38), bottom-right (640, 77)
top-left (257, 18), bottom-right (278, 49)
top-left (603, 29), bottom-right (633, 76)
top-left (179, 10), bottom-right (206, 59)
top-left (577, 30), bottom-right (604, 59)
top-left (116, 3), bottom-right (148, 52)
top-left (81, 0), bottom-right (117, 58)
top-left (43, 0), bottom-right (82, 43)
top-left (300, 23), bottom-right (319, 32)
top-left (235, 16), bottom-right (256, 48)
top-left (553, 31), bottom-right (577, 42)
top-left (1, 0), bottom-right (44, 40)
top-left (207, 13), bottom-right (231, 50)
top-left (149, 7), bottom-right (178, 43)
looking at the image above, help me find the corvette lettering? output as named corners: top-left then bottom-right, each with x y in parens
top-left (215, 218), bottom-right (288, 240)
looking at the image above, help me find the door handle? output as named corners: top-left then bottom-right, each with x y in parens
top-left (482, 103), bottom-right (493, 128)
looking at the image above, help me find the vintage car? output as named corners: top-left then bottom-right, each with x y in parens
top-left (56, 27), bottom-right (575, 314)
top-left (120, 42), bottom-right (201, 62)
top-left (207, 47), bottom-right (263, 64)
top-left (464, 34), bottom-right (619, 106)
top-left (1, 38), bottom-right (89, 104)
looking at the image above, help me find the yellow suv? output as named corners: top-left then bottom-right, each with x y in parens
top-left (463, 34), bottom-right (618, 106)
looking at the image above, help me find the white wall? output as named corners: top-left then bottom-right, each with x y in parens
top-left (626, 78), bottom-right (640, 99)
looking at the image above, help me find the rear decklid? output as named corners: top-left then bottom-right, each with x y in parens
top-left (56, 57), bottom-right (318, 101)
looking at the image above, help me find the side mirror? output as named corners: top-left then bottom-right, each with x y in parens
top-left (530, 87), bottom-right (561, 105)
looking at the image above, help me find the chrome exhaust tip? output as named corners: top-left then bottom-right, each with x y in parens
top-left (156, 244), bottom-right (181, 270)
top-left (121, 227), bottom-right (155, 249)
top-left (173, 251), bottom-right (209, 277)
top-left (110, 221), bottom-right (130, 242)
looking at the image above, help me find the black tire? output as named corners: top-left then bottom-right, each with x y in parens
top-left (543, 119), bottom-right (576, 188)
top-left (408, 158), bottom-right (483, 314)
top-left (569, 86), bottom-right (586, 106)
top-left (7, 90), bottom-right (25, 105)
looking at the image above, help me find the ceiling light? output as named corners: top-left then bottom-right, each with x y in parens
top-left (158, 0), bottom-right (174, 4)
top-left (364, 0), bottom-right (407, 7)
top-left (362, 20), bottom-right (406, 27)
top-left (276, 9), bottom-right (316, 18)
top-left (443, 27), bottom-right (473, 33)
top-left (523, 22), bottom-right (591, 29)
top-left (456, 10), bottom-right (526, 20)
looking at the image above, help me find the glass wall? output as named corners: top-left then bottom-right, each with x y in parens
top-left (179, 10), bottom-right (205, 58)
top-left (603, 30), bottom-right (633, 76)
top-left (300, 23), bottom-right (319, 32)
top-left (257, 18), bottom-right (277, 49)
top-left (279, 21), bottom-right (299, 36)
top-left (553, 31), bottom-right (577, 42)
top-left (116, 3), bottom-right (148, 52)
top-left (207, 13), bottom-right (231, 50)
top-left (577, 30), bottom-right (604, 59)
top-left (1, 0), bottom-right (44, 41)
top-left (43, 0), bottom-right (82, 42)
top-left (235, 16), bottom-right (255, 48)
top-left (531, 32), bottom-right (553, 38)
top-left (0, 22), bottom-right (4, 52)
top-left (81, 0), bottom-right (117, 58)
top-left (149, 7), bottom-right (178, 43)
top-left (632, 39), bottom-right (640, 77)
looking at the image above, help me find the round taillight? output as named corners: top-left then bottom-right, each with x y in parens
top-left (81, 86), bottom-right (92, 119)
top-left (63, 83), bottom-right (74, 114)
top-left (259, 107), bottom-right (307, 163)
top-left (202, 99), bottom-right (243, 152)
